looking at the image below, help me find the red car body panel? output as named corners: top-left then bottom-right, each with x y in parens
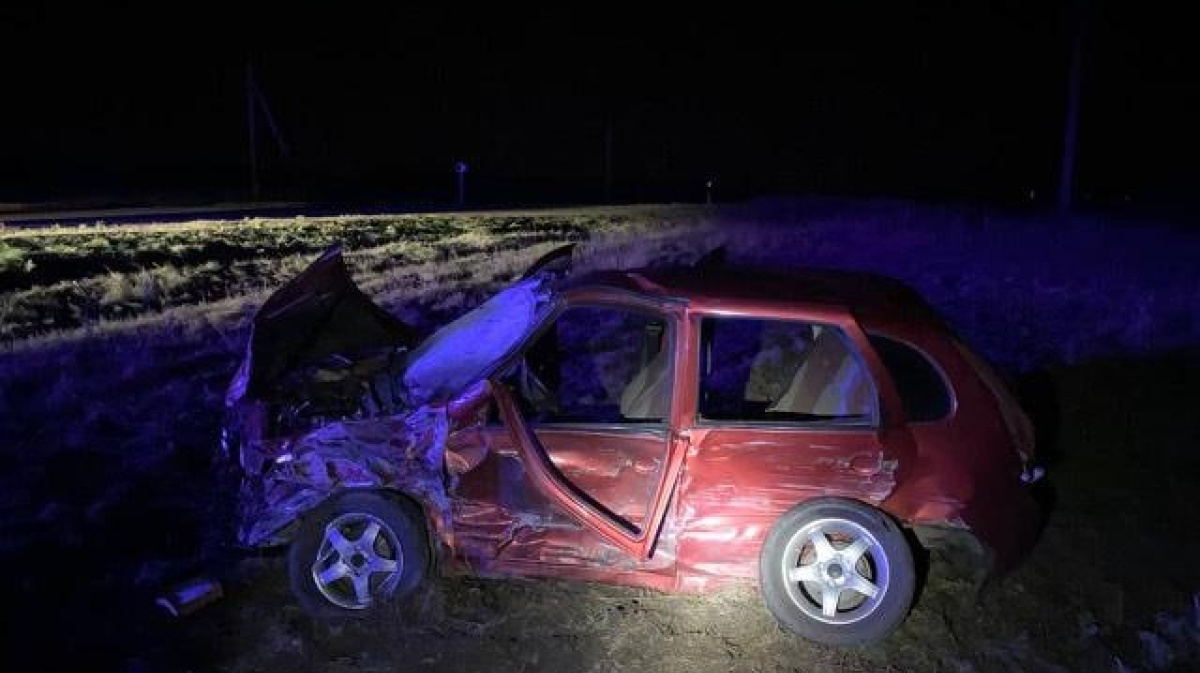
top-left (431, 271), bottom-right (1037, 592)
top-left (228, 258), bottom-right (1039, 594)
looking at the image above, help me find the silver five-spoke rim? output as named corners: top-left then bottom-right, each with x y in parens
top-left (780, 517), bottom-right (888, 625)
top-left (311, 512), bottom-right (403, 610)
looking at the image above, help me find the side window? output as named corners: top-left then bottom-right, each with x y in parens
top-left (516, 306), bottom-right (671, 424)
top-left (698, 317), bottom-right (876, 424)
top-left (868, 335), bottom-right (953, 422)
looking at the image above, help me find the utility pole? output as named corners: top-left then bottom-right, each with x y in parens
top-left (602, 113), bottom-right (614, 202)
top-left (1058, 1), bottom-right (1087, 215)
top-left (245, 62), bottom-right (290, 202)
top-left (246, 63), bottom-right (259, 201)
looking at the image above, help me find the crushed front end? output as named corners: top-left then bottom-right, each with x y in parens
top-left (220, 246), bottom-right (558, 549)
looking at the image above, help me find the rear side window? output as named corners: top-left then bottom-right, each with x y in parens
top-left (698, 317), bottom-right (877, 425)
top-left (868, 335), bottom-right (952, 422)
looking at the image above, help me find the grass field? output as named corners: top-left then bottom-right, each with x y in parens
top-left (1, 200), bottom-right (1198, 672)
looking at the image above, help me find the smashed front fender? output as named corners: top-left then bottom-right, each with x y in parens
top-left (238, 406), bottom-right (451, 547)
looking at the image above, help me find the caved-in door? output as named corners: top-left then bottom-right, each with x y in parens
top-left (451, 299), bottom-right (687, 576)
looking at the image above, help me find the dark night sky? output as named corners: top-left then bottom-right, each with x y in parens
top-left (1, 3), bottom-right (1196, 206)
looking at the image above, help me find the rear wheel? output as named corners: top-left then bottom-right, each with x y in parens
top-left (759, 498), bottom-right (915, 645)
top-left (287, 491), bottom-right (428, 617)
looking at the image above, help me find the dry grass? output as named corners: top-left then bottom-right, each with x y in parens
top-left (0, 207), bottom-right (703, 341)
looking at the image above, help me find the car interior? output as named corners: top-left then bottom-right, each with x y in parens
top-left (699, 318), bottom-right (875, 424)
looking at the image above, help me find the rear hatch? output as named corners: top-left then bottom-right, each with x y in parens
top-left (952, 338), bottom-right (1038, 476)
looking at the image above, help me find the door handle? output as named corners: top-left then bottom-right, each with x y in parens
top-left (849, 452), bottom-right (884, 475)
top-left (634, 457), bottom-right (660, 474)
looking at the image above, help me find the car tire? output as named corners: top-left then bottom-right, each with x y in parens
top-left (758, 498), bottom-right (915, 645)
top-left (287, 491), bottom-right (429, 618)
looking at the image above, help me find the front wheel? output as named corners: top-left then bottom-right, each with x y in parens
top-left (758, 498), bottom-right (915, 645)
top-left (287, 491), bottom-right (429, 617)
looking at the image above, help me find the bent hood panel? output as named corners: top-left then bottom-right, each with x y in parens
top-left (230, 246), bottom-right (564, 411)
top-left (400, 277), bottom-right (556, 407)
top-left (238, 247), bottom-right (417, 401)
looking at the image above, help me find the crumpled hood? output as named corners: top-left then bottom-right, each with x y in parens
top-left (228, 247), bottom-right (417, 406)
top-left (228, 245), bottom-right (560, 412)
top-left (399, 276), bottom-right (554, 407)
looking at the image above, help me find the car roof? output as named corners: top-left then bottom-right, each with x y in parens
top-left (569, 266), bottom-right (940, 328)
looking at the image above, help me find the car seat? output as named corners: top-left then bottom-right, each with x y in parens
top-left (768, 327), bottom-right (873, 417)
top-left (619, 347), bottom-right (671, 420)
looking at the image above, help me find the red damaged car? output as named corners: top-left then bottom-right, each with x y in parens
top-left (222, 246), bottom-right (1042, 645)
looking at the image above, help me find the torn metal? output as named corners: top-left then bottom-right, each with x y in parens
top-left (237, 406), bottom-right (451, 546)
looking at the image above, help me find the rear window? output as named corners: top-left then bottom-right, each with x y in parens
top-left (868, 335), bottom-right (952, 422)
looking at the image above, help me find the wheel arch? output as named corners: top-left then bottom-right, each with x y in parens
top-left (792, 503), bottom-right (998, 597)
top-left (268, 486), bottom-right (442, 565)
top-left (788, 495), bottom-right (914, 539)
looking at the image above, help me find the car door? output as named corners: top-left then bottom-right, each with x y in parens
top-left (668, 313), bottom-right (902, 583)
top-left (451, 291), bottom-right (691, 574)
